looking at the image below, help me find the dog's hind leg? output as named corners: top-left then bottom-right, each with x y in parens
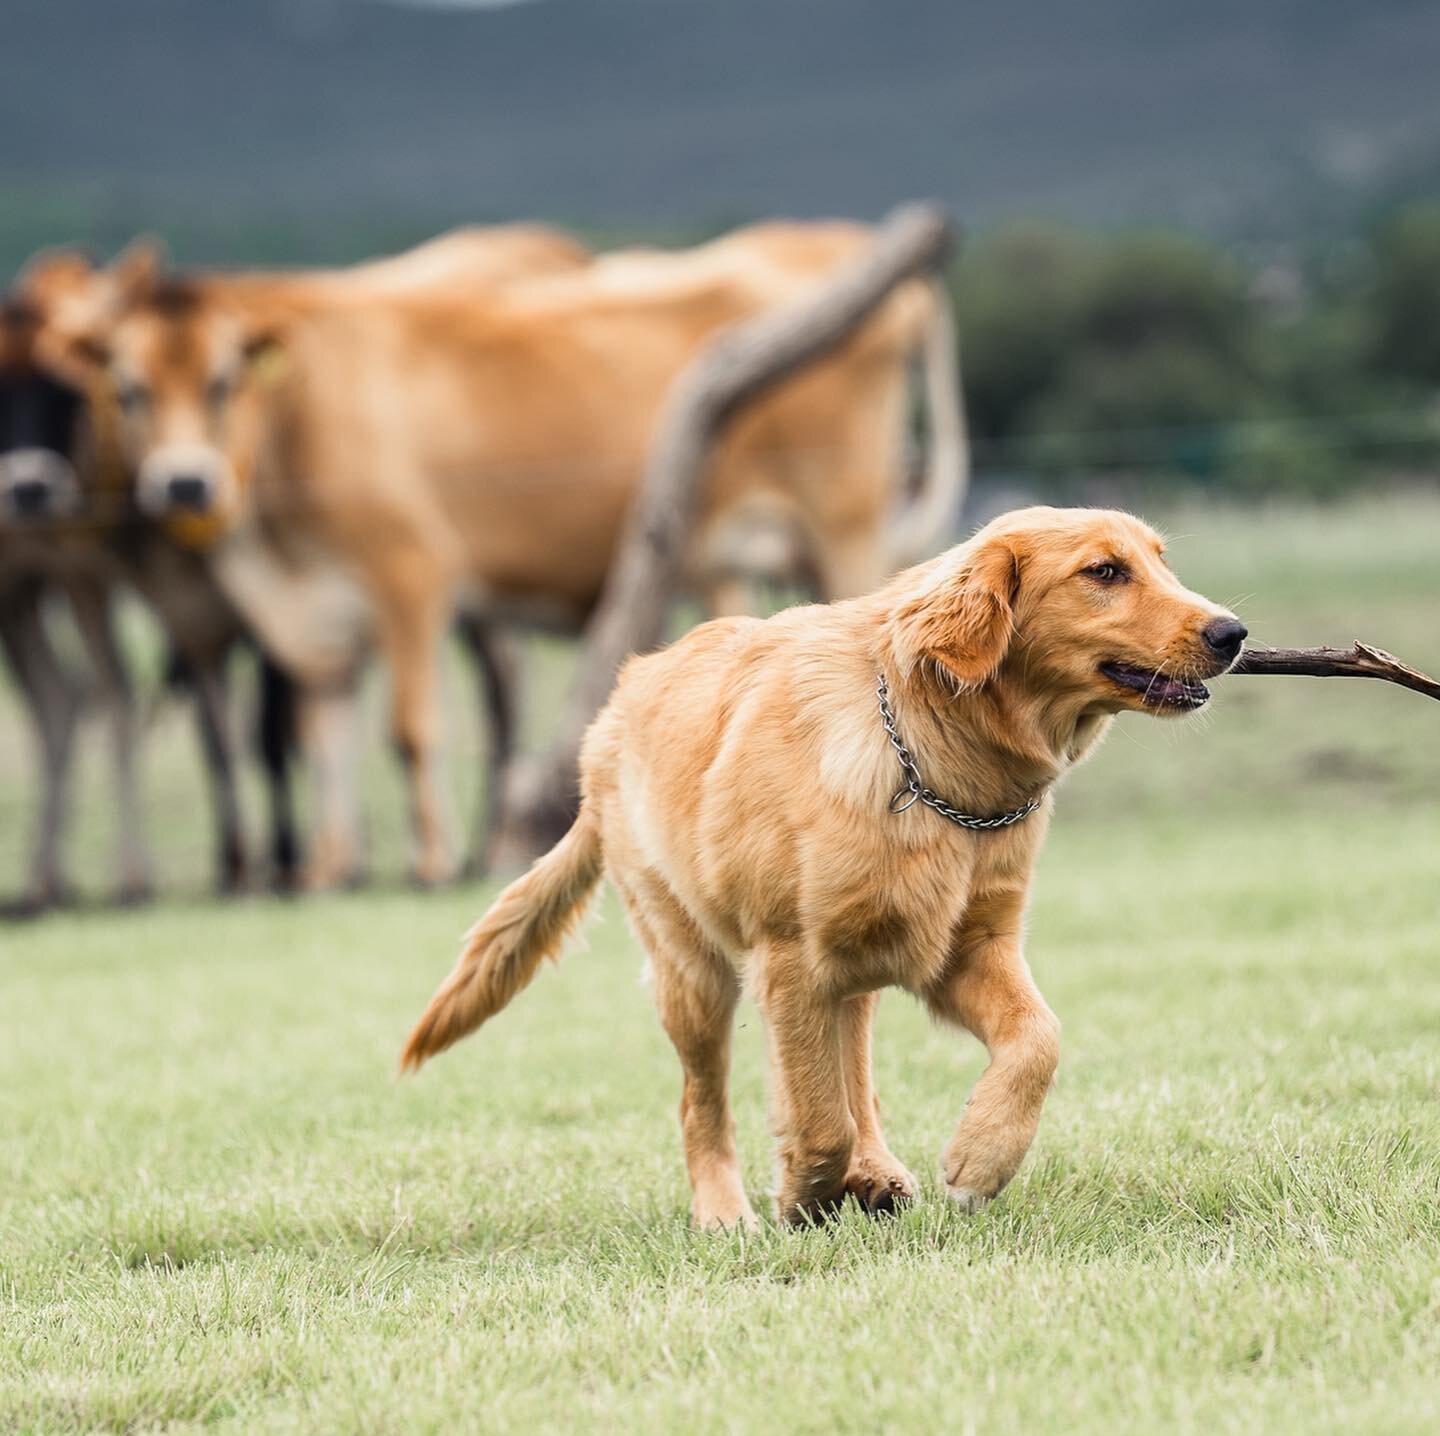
top-left (839, 992), bottom-right (918, 1214)
top-left (621, 878), bottom-right (756, 1231)
top-left (924, 890), bottom-right (1061, 1212)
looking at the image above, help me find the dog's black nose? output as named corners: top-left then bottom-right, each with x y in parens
top-left (1203, 616), bottom-right (1247, 661)
top-left (166, 474), bottom-right (211, 512)
top-left (9, 477), bottom-right (52, 516)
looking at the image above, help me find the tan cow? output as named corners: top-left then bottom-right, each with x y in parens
top-left (7, 243), bottom-right (299, 903)
top-left (62, 221), bottom-right (966, 888)
top-left (25, 226), bottom-right (592, 893)
top-left (514, 220), bottom-right (967, 603)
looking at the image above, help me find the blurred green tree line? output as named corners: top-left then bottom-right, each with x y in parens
top-left (5, 195), bottom-right (1440, 497)
top-left (954, 203), bottom-right (1440, 494)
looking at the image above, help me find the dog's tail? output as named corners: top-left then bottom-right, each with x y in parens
top-left (398, 807), bottom-right (604, 1073)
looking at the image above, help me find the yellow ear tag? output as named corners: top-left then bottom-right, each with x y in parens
top-left (252, 346), bottom-right (290, 388)
top-left (166, 510), bottom-right (225, 551)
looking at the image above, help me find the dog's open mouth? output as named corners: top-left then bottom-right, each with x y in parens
top-left (1099, 661), bottom-right (1210, 710)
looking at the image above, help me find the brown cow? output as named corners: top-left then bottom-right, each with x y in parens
top-left (61, 222), bottom-right (965, 888)
top-left (4, 245), bottom-right (296, 903)
top-left (510, 220), bottom-right (967, 603)
top-left (2, 252), bottom-right (181, 908)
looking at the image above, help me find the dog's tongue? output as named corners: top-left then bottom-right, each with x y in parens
top-left (1102, 661), bottom-right (1210, 708)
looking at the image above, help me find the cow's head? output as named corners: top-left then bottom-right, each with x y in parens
top-left (2, 239), bottom-right (183, 527)
top-left (49, 253), bottom-right (283, 543)
top-left (0, 293), bottom-right (86, 524)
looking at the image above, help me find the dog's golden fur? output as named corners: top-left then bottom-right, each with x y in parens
top-left (402, 507), bottom-right (1243, 1226)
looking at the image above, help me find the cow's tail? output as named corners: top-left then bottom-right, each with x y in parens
top-left (889, 273), bottom-right (970, 567)
top-left (398, 806), bottom-right (604, 1072)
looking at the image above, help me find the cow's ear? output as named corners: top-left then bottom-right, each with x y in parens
top-left (15, 247), bottom-right (99, 310)
top-left (18, 246), bottom-right (117, 386)
top-left (33, 323), bottom-right (111, 387)
top-left (67, 332), bottom-right (112, 372)
top-left (107, 235), bottom-right (166, 306)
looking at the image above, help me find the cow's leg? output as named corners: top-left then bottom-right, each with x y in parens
top-left (386, 613), bottom-right (453, 888)
top-left (698, 574), bottom-right (761, 618)
top-left (453, 612), bottom-right (516, 877)
top-left (184, 651), bottom-right (248, 894)
top-left (368, 568), bottom-right (454, 888)
top-left (0, 586), bottom-right (80, 911)
top-left (66, 576), bottom-right (152, 905)
top-left (811, 517), bottom-right (887, 603)
top-left (256, 654), bottom-right (300, 890)
top-left (300, 680), bottom-right (364, 891)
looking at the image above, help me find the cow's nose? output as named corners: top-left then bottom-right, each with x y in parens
top-left (166, 475), bottom-right (211, 512)
top-left (9, 477), bottom-right (52, 517)
top-left (1203, 616), bottom-right (1248, 661)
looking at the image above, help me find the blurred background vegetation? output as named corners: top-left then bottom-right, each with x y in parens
top-left (956, 207), bottom-right (1440, 495)
top-left (5, 0), bottom-right (1440, 501)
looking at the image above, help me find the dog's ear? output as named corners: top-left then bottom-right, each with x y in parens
top-left (890, 534), bottom-right (1020, 688)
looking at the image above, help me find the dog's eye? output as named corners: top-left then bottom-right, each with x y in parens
top-left (1082, 562), bottom-right (1127, 584)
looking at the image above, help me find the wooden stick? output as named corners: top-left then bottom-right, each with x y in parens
top-left (1228, 643), bottom-right (1440, 702)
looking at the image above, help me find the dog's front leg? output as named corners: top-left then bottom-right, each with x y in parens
top-left (755, 943), bottom-right (857, 1223)
top-left (839, 992), bottom-right (919, 1213)
top-left (925, 890), bottom-right (1060, 1211)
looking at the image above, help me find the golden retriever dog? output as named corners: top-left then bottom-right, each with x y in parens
top-left (401, 507), bottom-right (1247, 1227)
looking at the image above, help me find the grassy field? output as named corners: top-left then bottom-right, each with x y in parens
top-left (2, 494), bottom-right (1439, 1433)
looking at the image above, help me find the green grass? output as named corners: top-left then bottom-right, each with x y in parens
top-left (3, 493), bottom-right (1440, 1433)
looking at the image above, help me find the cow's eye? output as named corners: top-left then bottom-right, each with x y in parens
top-left (115, 380), bottom-right (149, 413)
top-left (1082, 562), bottom-right (1127, 584)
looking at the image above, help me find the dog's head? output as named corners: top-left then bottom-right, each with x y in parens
top-left (888, 506), bottom-right (1245, 722)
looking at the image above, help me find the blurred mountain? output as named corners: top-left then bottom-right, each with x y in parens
top-left (2, 0), bottom-right (1438, 262)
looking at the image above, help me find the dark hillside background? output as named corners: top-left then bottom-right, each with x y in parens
top-left (3, 0), bottom-right (1439, 267)
top-left (4, 0), bottom-right (1439, 493)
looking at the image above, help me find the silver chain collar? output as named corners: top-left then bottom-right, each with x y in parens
top-left (876, 672), bottom-right (1043, 831)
